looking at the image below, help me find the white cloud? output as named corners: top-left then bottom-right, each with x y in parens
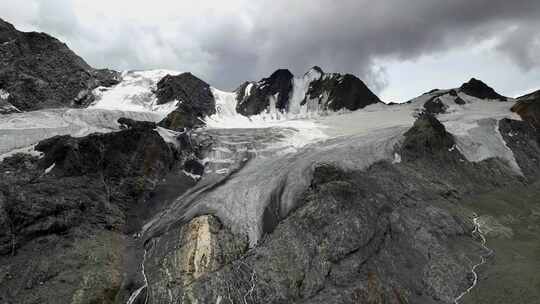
top-left (1, 0), bottom-right (539, 98)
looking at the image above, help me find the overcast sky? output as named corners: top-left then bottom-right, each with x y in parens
top-left (1, 0), bottom-right (539, 102)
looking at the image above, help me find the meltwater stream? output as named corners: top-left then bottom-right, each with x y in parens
top-left (126, 248), bottom-right (149, 304)
top-left (454, 213), bottom-right (493, 304)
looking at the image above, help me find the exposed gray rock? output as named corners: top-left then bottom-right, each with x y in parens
top-left (424, 97), bottom-right (448, 114)
top-left (498, 118), bottom-right (540, 180)
top-left (0, 120), bottom-right (200, 304)
top-left (236, 69), bottom-right (294, 116)
top-left (512, 89), bottom-right (540, 130)
top-left (0, 18), bottom-right (120, 112)
top-left (145, 215), bottom-right (248, 303)
top-left (401, 113), bottom-right (457, 161)
top-left (157, 73), bottom-right (216, 130)
top-left (304, 69), bottom-right (382, 111)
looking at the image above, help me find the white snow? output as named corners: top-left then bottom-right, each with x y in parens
top-left (89, 69), bottom-right (181, 116)
top-left (287, 68), bottom-right (323, 114)
top-left (0, 145), bottom-right (43, 162)
top-left (182, 170), bottom-right (201, 180)
top-left (437, 97), bottom-right (522, 175)
top-left (244, 83), bottom-right (253, 97)
top-left (393, 152), bottom-right (402, 164)
top-left (0, 89), bottom-right (9, 99)
top-left (210, 88), bottom-right (239, 119)
top-left (310, 102), bottom-right (418, 139)
top-left (155, 126), bottom-right (181, 147)
top-left (44, 163), bottom-right (55, 174)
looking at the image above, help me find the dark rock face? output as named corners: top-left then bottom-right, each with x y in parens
top-left (402, 113), bottom-right (457, 161)
top-left (459, 78), bottom-right (507, 101)
top-left (305, 72), bottom-right (381, 111)
top-left (499, 118), bottom-right (540, 180)
top-left (157, 73), bottom-right (216, 129)
top-left (118, 117), bottom-right (157, 130)
top-left (454, 96), bottom-right (466, 105)
top-left (0, 18), bottom-right (120, 112)
top-left (511, 89), bottom-right (540, 130)
top-left (423, 97), bottom-right (448, 114)
top-left (236, 69), bottom-right (294, 116)
top-left (0, 120), bottom-right (201, 304)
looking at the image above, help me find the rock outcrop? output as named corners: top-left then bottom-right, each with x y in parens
top-left (401, 113), bottom-right (457, 161)
top-left (304, 68), bottom-right (382, 111)
top-left (145, 215), bottom-right (248, 302)
top-left (459, 78), bottom-right (507, 101)
top-left (236, 69), bottom-right (294, 116)
top-left (0, 18), bottom-right (120, 112)
top-left (157, 73), bottom-right (216, 129)
top-left (511, 89), bottom-right (540, 130)
top-left (423, 97), bottom-right (448, 114)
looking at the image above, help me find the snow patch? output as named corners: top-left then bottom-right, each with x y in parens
top-left (244, 83), bottom-right (253, 97)
top-left (0, 145), bottom-right (43, 162)
top-left (183, 170), bottom-right (201, 180)
top-left (0, 89), bottom-right (9, 99)
top-left (44, 163), bottom-right (55, 174)
top-left (155, 126), bottom-right (181, 147)
top-left (392, 153), bottom-right (402, 164)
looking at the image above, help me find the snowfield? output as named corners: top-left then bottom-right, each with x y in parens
top-left (89, 69), bottom-right (181, 115)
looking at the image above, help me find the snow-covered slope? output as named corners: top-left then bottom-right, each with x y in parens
top-left (89, 70), bottom-right (182, 115)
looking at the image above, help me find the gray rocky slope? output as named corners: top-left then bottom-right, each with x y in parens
top-left (1, 17), bottom-right (540, 304)
top-left (0, 18), bottom-right (119, 113)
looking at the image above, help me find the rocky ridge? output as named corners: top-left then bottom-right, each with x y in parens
top-left (0, 18), bottom-right (119, 113)
top-left (235, 66), bottom-right (381, 116)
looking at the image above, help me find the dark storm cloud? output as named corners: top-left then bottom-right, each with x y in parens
top-left (2, 0), bottom-right (540, 91)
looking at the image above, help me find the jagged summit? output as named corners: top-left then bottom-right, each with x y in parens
top-left (235, 69), bottom-right (294, 116)
top-left (235, 67), bottom-right (381, 116)
top-left (459, 78), bottom-right (507, 101)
